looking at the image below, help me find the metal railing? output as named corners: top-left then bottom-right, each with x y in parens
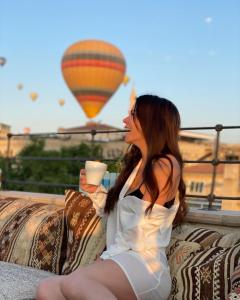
top-left (1, 124), bottom-right (240, 210)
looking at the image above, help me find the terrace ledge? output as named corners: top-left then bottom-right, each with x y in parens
top-left (0, 190), bottom-right (239, 227)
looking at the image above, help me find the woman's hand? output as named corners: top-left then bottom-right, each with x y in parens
top-left (79, 169), bottom-right (99, 194)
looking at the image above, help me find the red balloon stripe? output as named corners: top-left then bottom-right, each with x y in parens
top-left (62, 59), bottom-right (125, 73)
top-left (76, 95), bottom-right (108, 103)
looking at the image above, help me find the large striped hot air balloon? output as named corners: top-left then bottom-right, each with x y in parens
top-left (61, 40), bottom-right (126, 118)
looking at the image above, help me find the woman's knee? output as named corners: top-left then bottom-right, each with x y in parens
top-left (60, 274), bottom-right (87, 299)
top-left (36, 275), bottom-right (63, 300)
top-left (36, 277), bottom-right (53, 299)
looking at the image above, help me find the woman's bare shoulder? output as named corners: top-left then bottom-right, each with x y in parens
top-left (153, 154), bottom-right (180, 174)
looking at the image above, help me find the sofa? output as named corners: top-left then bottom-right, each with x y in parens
top-left (0, 190), bottom-right (239, 300)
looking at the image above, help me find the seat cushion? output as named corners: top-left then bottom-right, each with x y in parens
top-left (0, 261), bottom-right (54, 300)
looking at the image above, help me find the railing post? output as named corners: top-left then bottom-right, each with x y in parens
top-left (4, 133), bottom-right (12, 189)
top-left (90, 129), bottom-right (96, 158)
top-left (208, 124), bottom-right (222, 210)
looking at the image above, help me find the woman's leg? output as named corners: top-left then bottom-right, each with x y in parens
top-left (37, 258), bottom-right (137, 300)
top-left (61, 258), bottom-right (137, 300)
top-left (61, 275), bottom-right (117, 300)
top-left (36, 275), bottom-right (66, 300)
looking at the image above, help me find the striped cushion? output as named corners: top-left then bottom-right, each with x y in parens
top-left (172, 225), bottom-right (222, 248)
top-left (170, 243), bottom-right (240, 300)
top-left (61, 190), bottom-right (106, 275)
top-left (0, 198), bottom-right (64, 274)
top-left (228, 264), bottom-right (240, 298)
top-left (212, 232), bottom-right (240, 248)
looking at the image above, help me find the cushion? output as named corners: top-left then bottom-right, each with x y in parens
top-left (166, 240), bottom-right (202, 277)
top-left (0, 197), bottom-right (64, 274)
top-left (212, 232), bottom-right (240, 248)
top-left (170, 243), bottom-right (240, 300)
top-left (172, 225), bottom-right (222, 248)
top-left (61, 190), bottom-right (106, 275)
top-left (227, 264), bottom-right (240, 299)
top-left (0, 261), bottom-right (54, 300)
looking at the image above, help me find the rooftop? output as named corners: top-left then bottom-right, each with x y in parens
top-left (184, 164), bottom-right (225, 174)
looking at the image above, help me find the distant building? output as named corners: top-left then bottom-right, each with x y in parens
top-left (58, 121), bottom-right (125, 142)
top-left (0, 123), bottom-right (11, 156)
top-left (57, 122), bottom-right (127, 158)
top-left (0, 123), bottom-right (10, 138)
top-left (184, 162), bottom-right (240, 210)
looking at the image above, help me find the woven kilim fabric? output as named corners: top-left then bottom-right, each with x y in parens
top-left (61, 190), bottom-right (106, 275)
top-left (0, 197), bottom-right (64, 274)
top-left (166, 240), bottom-right (202, 277)
top-left (170, 243), bottom-right (240, 300)
top-left (227, 264), bottom-right (240, 298)
top-left (212, 232), bottom-right (240, 248)
top-left (172, 225), bottom-right (222, 249)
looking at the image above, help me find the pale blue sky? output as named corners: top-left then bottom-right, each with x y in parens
top-left (0, 0), bottom-right (239, 143)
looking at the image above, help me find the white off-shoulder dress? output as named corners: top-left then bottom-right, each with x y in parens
top-left (88, 160), bottom-right (179, 300)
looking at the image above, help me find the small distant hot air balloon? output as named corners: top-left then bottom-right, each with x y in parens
top-left (23, 127), bottom-right (31, 134)
top-left (123, 75), bottom-right (130, 86)
top-left (17, 83), bottom-right (23, 90)
top-left (58, 99), bottom-right (65, 106)
top-left (129, 86), bottom-right (136, 110)
top-left (61, 39), bottom-right (126, 118)
top-left (30, 92), bottom-right (38, 101)
top-left (0, 57), bottom-right (6, 66)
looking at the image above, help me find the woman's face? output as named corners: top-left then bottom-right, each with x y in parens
top-left (123, 108), bottom-right (144, 145)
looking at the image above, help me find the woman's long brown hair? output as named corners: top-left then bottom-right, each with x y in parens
top-left (104, 95), bottom-right (187, 226)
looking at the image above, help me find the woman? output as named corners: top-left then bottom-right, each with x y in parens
top-left (36, 95), bottom-right (187, 300)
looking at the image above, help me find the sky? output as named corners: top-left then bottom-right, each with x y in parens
top-left (0, 0), bottom-right (240, 143)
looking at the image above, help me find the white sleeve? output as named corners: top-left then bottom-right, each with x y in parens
top-left (86, 185), bottom-right (108, 217)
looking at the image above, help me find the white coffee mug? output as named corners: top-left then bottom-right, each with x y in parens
top-left (85, 160), bottom-right (107, 186)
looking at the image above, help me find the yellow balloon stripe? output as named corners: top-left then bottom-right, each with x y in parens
top-left (68, 40), bottom-right (124, 57)
top-left (62, 68), bottom-right (124, 90)
top-left (80, 101), bottom-right (105, 118)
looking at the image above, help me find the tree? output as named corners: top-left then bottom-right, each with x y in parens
top-left (4, 138), bottom-right (121, 194)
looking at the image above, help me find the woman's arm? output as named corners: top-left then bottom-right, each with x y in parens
top-left (140, 155), bottom-right (180, 206)
top-left (80, 169), bottom-right (108, 217)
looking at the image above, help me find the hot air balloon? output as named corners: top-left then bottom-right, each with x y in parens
top-left (129, 86), bottom-right (136, 110)
top-left (61, 40), bottom-right (126, 118)
top-left (17, 83), bottom-right (23, 90)
top-left (23, 127), bottom-right (31, 134)
top-left (123, 75), bottom-right (130, 86)
top-left (58, 99), bottom-right (65, 106)
top-left (0, 57), bottom-right (6, 66)
top-left (30, 92), bottom-right (38, 101)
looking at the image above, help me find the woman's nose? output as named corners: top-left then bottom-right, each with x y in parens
top-left (123, 115), bottom-right (129, 124)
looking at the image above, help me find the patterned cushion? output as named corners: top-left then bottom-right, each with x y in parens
top-left (166, 240), bottom-right (202, 277)
top-left (170, 243), bottom-right (240, 300)
top-left (172, 225), bottom-right (222, 249)
top-left (61, 190), bottom-right (106, 275)
top-left (212, 232), bottom-right (240, 248)
top-left (227, 264), bottom-right (240, 299)
top-left (0, 197), bottom-right (64, 274)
